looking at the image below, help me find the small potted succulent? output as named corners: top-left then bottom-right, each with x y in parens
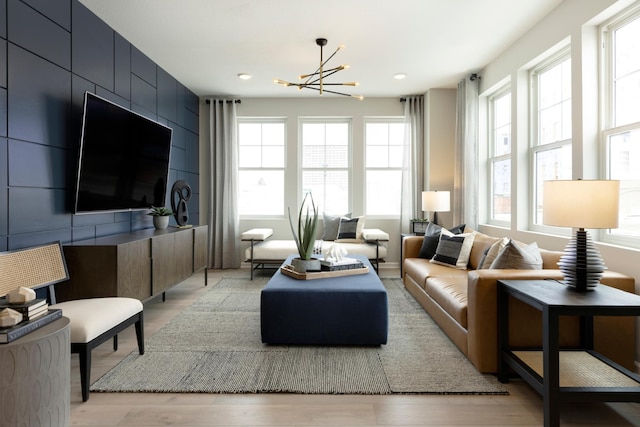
top-left (148, 206), bottom-right (173, 230)
top-left (288, 192), bottom-right (320, 273)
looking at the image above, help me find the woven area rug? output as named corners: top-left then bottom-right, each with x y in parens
top-left (91, 277), bottom-right (507, 395)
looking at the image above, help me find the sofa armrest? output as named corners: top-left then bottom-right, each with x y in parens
top-left (466, 269), bottom-right (636, 373)
top-left (403, 236), bottom-right (424, 260)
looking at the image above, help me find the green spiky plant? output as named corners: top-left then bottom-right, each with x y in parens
top-left (147, 206), bottom-right (173, 216)
top-left (288, 192), bottom-right (319, 260)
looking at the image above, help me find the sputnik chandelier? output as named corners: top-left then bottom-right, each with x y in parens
top-left (274, 38), bottom-right (363, 100)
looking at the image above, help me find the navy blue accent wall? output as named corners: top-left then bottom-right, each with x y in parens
top-left (0, 0), bottom-right (200, 251)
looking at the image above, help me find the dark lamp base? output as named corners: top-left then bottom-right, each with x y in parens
top-left (557, 229), bottom-right (606, 292)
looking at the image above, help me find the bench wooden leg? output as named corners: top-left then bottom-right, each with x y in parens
top-left (77, 344), bottom-right (91, 402)
top-left (135, 313), bottom-right (145, 355)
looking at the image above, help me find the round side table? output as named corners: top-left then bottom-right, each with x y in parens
top-left (0, 317), bottom-right (70, 427)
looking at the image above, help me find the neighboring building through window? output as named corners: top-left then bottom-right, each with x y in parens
top-left (602, 6), bottom-right (640, 243)
top-left (237, 119), bottom-right (286, 216)
top-left (300, 119), bottom-right (351, 214)
top-left (487, 88), bottom-right (511, 224)
top-left (530, 51), bottom-right (572, 226)
top-left (364, 119), bottom-right (404, 216)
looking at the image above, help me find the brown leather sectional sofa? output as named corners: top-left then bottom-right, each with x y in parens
top-left (402, 230), bottom-right (636, 373)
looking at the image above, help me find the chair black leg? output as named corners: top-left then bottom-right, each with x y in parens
top-left (78, 344), bottom-right (91, 402)
top-left (113, 335), bottom-right (118, 351)
top-left (135, 313), bottom-right (145, 355)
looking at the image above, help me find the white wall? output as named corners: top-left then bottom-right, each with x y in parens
top-left (425, 88), bottom-right (457, 227)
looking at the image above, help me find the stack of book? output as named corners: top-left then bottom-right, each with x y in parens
top-left (0, 298), bottom-right (62, 343)
top-left (0, 298), bottom-right (49, 321)
top-left (320, 257), bottom-right (365, 271)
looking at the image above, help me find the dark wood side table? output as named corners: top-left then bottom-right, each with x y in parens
top-left (400, 233), bottom-right (416, 278)
top-left (497, 279), bottom-right (640, 427)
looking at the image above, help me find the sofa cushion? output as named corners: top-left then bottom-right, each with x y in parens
top-left (490, 239), bottom-right (543, 269)
top-left (245, 239), bottom-right (387, 261)
top-left (424, 276), bottom-right (468, 328)
top-left (321, 212), bottom-right (351, 241)
top-left (468, 232), bottom-right (502, 269)
top-left (418, 223), bottom-right (465, 259)
top-left (478, 237), bottom-right (509, 269)
top-left (336, 216), bottom-right (365, 242)
top-left (430, 230), bottom-right (476, 269)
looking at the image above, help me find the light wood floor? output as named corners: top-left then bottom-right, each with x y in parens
top-left (70, 268), bottom-right (640, 426)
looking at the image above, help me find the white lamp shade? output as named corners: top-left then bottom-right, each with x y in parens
top-left (543, 180), bottom-right (619, 229)
top-left (421, 191), bottom-right (450, 212)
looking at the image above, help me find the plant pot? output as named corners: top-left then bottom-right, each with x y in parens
top-left (291, 257), bottom-right (321, 273)
top-left (153, 215), bottom-right (170, 230)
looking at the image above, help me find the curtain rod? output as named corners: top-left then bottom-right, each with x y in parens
top-left (205, 99), bottom-right (242, 104)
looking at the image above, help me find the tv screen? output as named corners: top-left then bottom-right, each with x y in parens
top-left (74, 92), bottom-right (173, 214)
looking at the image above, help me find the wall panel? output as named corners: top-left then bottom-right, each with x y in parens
top-left (8, 0), bottom-right (71, 69)
top-left (8, 139), bottom-right (66, 188)
top-left (1, 0), bottom-right (200, 250)
top-left (22, 0), bottom-right (71, 30)
top-left (114, 33), bottom-right (131, 99)
top-left (131, 46), bottom-right (156, 87)
top-left (71, 0), bottom-right (113, 91)
top-left (7, 44), bottom-right (71, 147)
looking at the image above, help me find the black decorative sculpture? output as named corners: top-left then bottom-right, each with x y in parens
top-left (170, 180), bottom-right (192, 226)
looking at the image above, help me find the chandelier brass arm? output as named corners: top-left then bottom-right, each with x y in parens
top-left (274, 38), bottom-right (363, 99)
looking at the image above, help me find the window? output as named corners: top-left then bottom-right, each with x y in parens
top-left (487, 88), bottom-right (511, 224)
top-left (364, 119), bottom-right (404, 216)
top-left (531, 51), bottom-right (572, 225)
top-left (602, 7), bottom-right (640, 243)
top-left (300, 119), bottom-right (350, 214)
top-left (237, 119), bottom-right (285, 216)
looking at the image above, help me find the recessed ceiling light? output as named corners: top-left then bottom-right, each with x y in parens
top-left (237, 73), bottom-right (252, 80)
top-left (393, 73), bottom-right (407, 80)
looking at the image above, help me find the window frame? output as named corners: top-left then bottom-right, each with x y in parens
top-left (600, 5), bottom-right (640, 248)
top-left (529, 48), bottom-right (573, 232)
top-left (363, 117), bottom-right (405, 218)
top-left (236, 117), bottom-right (287, 218)
top-left (298, 117), bottom-right (353, 215)
top-left (486, 85), bottom-right (512, 227)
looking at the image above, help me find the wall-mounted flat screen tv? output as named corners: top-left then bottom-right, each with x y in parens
top-left (74, 92), bottom-right (173, 214)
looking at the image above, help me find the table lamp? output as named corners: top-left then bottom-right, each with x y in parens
top-left (542, 179), bottom-right (619, 292)
top-left (422, 191), bottom-right (450, 226)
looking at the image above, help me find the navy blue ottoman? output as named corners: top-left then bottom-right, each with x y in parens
top-left (261, 255), bottom-right (388, 345)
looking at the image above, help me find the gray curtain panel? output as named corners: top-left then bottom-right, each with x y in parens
top-left (400, 95), bottom-right (424, 234)
top-left (208, 99), bottom-right (241, 269)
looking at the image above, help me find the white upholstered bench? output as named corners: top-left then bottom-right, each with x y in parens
top-left (241, 228), bottom-right (389, 279)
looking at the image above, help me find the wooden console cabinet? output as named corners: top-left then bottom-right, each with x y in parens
top-left (58, 225), bottom-right (208, 302)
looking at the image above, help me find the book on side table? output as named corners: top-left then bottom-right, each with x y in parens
top-left (0, 308), bottom-right (62, 343)
top-left (0, 297), bottom-right (49, 321)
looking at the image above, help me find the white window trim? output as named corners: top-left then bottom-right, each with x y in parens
top-left (529, 48), bottom-right (573, 233)
top-left (237, 117), bottom-right (287, 219)
top-left (364, 117), bottom-right (404, 219)
top-left (486, 86), bottom-right (512, 227)
top-left (599, 5), bottom-right (640, 249)
top-left (298, 117), bottom-right (353, 214)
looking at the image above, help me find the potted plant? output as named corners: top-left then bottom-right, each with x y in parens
top-left (148, 206), bottom-right (173, 230)
top-left (287, 192), bottom-right (320, 273)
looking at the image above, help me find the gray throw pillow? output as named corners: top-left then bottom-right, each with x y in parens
top-left (489, 239), bottom-right (543, 269)
top-left (321, 212), bottom-right (351, 241)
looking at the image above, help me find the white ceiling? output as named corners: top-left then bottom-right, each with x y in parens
top-left (79, 0), bottom-right (564, 98)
